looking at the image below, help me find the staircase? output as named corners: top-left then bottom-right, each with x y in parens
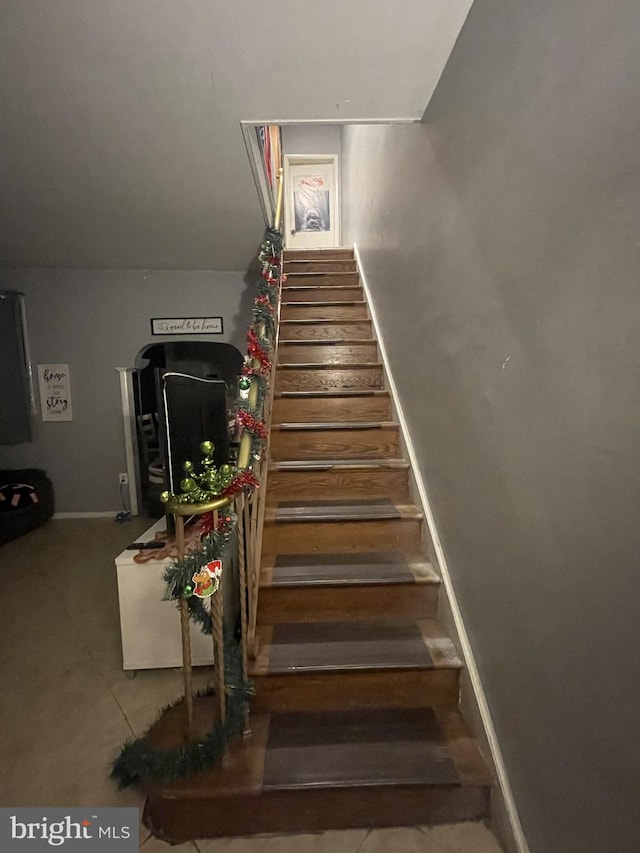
top-left (143, 248), bottom-right (491, 842)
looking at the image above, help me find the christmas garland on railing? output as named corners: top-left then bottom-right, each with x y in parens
top-left (111, 634), bottom-right (252, 787)
top-left (258, 226), bottom-right (283, 262)
top-left (162, 511), bottom-right (238, 635)
top-left (246, 324), bottom-right (272, 375)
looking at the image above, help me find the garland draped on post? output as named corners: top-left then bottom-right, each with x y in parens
top-left (111, 636), bottom-right (252, 787)
top-left (162, 512), bottom-right (237, 635)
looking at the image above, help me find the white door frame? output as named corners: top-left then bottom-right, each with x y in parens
top-left (284, 154), bottom-right (340, 248)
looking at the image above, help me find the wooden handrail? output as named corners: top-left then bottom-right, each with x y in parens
top-left (274, 167), bottom-right (284, 232)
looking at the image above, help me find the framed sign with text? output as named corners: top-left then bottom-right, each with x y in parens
top-left (37, 364), bottom-right (73, 422)
top-left (150, 317), bottom-right (223, 336)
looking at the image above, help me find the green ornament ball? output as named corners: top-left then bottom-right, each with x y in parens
top-left (160, 491), bottom-right (170, 503)
top-left (200, 440), bottom-right (214, 456)
top-left (183, 460), bottom-right (194, 473)
top-left (219, 464), bottom-right (233, 477)
top-left (181, 477), bottom-right (196, 493)
top-left (183, 584), bottom-right (193, 596)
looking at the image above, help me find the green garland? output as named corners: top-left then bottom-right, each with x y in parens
top-left (111, 634), bottom-right (252, 787)
top-left (162, 514), bottom-right (237, 635)
top-left (258, 227), bottom-right (283, 261)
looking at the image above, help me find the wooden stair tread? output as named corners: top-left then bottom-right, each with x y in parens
top-left (277, 362), bottom-right (383, 370)
top-left (269, 458), bottom-right (408, 470)
top-left (280, 318), bottom-right (370, 325)
top-left (281, 300), bottom-right (366, 307)
top-left (285, 248), bottom-right (354, 259)
top-left (274, 421), bottom-right (395, 430)
top-left (266, 499), bottom-right (422, 523)
top-left (285, 262), bottom-right (357, 268)
top-left (279, 338), bottom-right (376, 342)
top-left (263, 552), bottom-right (438, 588)
top-left (251, 618), bottom-right (461, 675)
top-left (275, 389), bottom-right (388, 398)
top-left (283, 285), bottom-right (361, 292)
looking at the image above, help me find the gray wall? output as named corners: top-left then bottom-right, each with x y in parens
top-left (341, 2), bottom-right (640, 852)
top-left (282, 125), bottom-right (342, 158)
top-left (0, 269), bottom-right (252, 513)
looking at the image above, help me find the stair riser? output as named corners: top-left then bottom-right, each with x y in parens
top-left (251, 668), bottom-right (460, 713)
top-left (279, 321), bottom-right (373, 341)
top-left (278, 342), bottom-right (378, 364)
top-left (283, 272), bottom-right (360, 287)
top-left (275, 367), bottom-right (383, 392)
top-left (285, 249), bottom-right (354, 261)
top-left (281, 304), bottom-right (368, 321)
top-left (145, 785), bottom-right (489, 842)
top-left (280, 287), bottom-right (362, 303)
top-left (273, 395), bottom-right (391, 423)
top-left (270, 429), bottom-right (400, 461)
top-left (258, 584), bottom-right (438, 623)
top-left (267, 467), bottom-right (410, 502)
top-left (262, 518), bottom-right (423, 557)
top-left (285, 260), bottom-right (357, 273)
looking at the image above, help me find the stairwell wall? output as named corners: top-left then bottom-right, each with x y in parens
top-left (340, 2), bottom-right (640, 853)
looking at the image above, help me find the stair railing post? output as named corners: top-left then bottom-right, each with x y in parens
top-left (235, 493), bottom-right (250, 734)
top-left (175, 514), bottom-right (194, 740)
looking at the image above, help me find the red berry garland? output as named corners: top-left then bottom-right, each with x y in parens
top-left (199, 511), bottom-right (215, 536)
top-left (236, 409), bottom-right (267, 440)
top-left (221, 471), bottom-right (259, 497)
top-left (246, 326), bottom-right (271, 375)
top-left (255, 294), bottom-right (274, 313)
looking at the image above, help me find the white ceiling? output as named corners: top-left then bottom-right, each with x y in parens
top-left (0, 0), bottom-right (473, 270)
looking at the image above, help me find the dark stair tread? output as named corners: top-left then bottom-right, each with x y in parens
top-left (265, 499), bottom-right (422, 523)
top-left (252, 618), bottom-right (461, 674)
top-left (264, 552), bottom-right (438, 588)
top-left (263, 707), bottom-right (459, 790)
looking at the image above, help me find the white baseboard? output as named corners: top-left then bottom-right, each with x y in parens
top-left (353, 243), bottom-right (529, 853)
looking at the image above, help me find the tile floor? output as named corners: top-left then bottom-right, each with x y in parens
top-left (0, 518), bottom-right (503, 851)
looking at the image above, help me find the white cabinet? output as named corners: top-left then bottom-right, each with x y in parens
top-left (115, 519), bottom-right (214, 670)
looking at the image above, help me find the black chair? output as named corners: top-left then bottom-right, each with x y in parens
top-left (157, 372), bottom-right (231, 493)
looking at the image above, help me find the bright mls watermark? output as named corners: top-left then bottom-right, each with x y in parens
top-left (1, 809), bottom-right (138, 851)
